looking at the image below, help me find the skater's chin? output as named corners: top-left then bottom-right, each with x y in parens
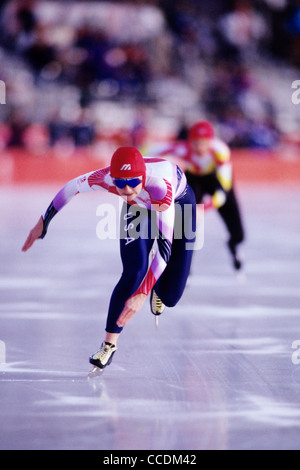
top-left (122, 194), bottom-right (135, 202)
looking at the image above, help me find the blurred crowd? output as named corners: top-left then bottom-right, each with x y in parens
top-left (0, 0), bottom-right (299, 154)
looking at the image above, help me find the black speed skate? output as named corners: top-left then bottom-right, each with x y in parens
top-left (227, 240), bottom-right (246, 283)
top-left (227, 240), bottom-right (243, 271)
top-left (89, 342), bottom-right (117, 374)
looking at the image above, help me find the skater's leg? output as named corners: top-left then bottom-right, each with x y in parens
top-left (218, 188), bottom-right (245, 269)
top-left (218, 189), bottom-right (244, 246)
top-left (105, 332), bottom-right (120, 345)
top-left (155, 185), bottom-right (196, 307)
top-left (185, 171), bottom-right (204, 204)
top-left (90, 205), bottom-right (155, 370)
top-left (105, 203), bottom-right (154, 334)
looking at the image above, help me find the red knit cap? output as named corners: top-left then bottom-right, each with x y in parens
top-left (188, 121), bottom-right (214, 140)
top-left (110, 147), bottom-right (146, 179)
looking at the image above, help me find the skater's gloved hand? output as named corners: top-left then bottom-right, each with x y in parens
top-left (204, 190), bottom-right (226, 210)
top-left (22, 216), bottom-right (44, 252)
top-left (211, 190), bottom-right (226, 208)
top-left (117, 293), bottom-right (147, 327)
top-left (203, 199), bottom-right (213, 211)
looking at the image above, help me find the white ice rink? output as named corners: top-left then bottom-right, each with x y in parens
top-left (0, 182), bottom-right (299, 450)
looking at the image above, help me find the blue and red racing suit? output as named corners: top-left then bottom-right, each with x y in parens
top-left (40, 157), bottom-right (196, 333)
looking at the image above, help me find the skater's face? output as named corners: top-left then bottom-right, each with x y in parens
top-left (114, 176), bottom-right (143, 201)
top-left (190, 138), bottom-right (211, 156)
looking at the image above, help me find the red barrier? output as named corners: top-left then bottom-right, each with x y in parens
top-left (0, 148), bottom-right (299, 185)
top-left (231, 149), bottom-right (300, 184)
top-left (0, 148), bottom-right (109, 184)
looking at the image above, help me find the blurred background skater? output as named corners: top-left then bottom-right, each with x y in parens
top-left (147, 120), bottom-right (245, 275)
top-left (22, 146), bottom-right (196, 373)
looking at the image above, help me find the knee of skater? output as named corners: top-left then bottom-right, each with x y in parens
top-left (237, 232), bottom-right (245, 244)
top-left (231, 231), bottom-right (244, 247)
top-left (234, 236), bottom-right (244, 246)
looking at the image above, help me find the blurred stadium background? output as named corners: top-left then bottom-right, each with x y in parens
top-left (0, 0), bottom-right (299, 184)
top-left (1, 1), bottom-right (300, 451)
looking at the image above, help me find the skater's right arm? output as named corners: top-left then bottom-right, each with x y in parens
top-left (22, 167), bottom-right (113, 252)
top-left (22, 177), bottom-right (80, 252)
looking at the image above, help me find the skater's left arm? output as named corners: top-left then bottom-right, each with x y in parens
top-left (131, 203), bottom-right (174, 297)
top-left (117, 293), bottom-right (147, 328)
top-left (116, 248), bottom-right (168, 327)
top-left (117, 202), bottom-right (175, 327)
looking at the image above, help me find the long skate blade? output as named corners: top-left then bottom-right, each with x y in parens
top-left (88, 366), bottom-right (103, 378)
top-left (155, 316), bottom-right (159, 328)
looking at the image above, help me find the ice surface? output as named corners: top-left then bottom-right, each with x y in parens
top-left (0, 183), bottom-right (299, 450)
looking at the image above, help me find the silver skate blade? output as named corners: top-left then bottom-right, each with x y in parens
top-left (155, 316), bottom-right (159, 328)
top-left (88, 366), bottom-right (103, 378)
